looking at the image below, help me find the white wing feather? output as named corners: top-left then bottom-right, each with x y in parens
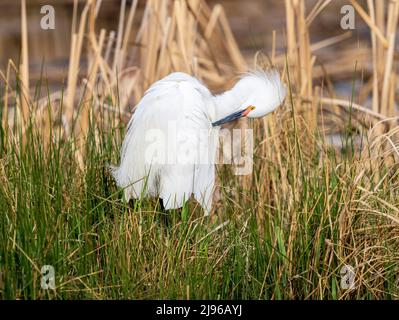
top-left (112, 72), bottom-right (216, 214)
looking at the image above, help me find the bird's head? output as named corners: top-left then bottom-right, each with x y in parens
top-left (212, 69), bottom-right (286, 126)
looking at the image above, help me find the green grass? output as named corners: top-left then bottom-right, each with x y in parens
top-left (0, 97), bottom-right (398, 300)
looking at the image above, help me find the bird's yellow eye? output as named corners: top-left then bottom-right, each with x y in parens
top-left (249, 105), bottom-right (256, 111)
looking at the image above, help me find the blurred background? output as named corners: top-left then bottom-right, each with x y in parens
top-left (0, 0), bottom-right (371, 90)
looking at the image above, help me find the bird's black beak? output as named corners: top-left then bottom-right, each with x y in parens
top-left (212, 106), bottom-right (255, 127)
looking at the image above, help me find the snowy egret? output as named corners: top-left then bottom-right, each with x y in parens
top-left (111, 70), bottom-right (286, 215)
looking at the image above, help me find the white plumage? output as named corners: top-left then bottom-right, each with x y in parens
top-left (112, 70), bottom-right (286, 215)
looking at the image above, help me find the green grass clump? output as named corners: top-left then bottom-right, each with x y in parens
top-left (0, 97), bottom-right (398, 300)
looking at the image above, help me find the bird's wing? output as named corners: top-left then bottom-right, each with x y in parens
top-left (113, 73), bottom-right (216, 213)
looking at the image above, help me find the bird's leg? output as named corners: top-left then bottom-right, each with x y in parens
top-left (128, 198), bottom-right (136, 210)
top-left (159, 198), bottom-right (166, 212)
top-left (159, 198), bottom-right (171, 229)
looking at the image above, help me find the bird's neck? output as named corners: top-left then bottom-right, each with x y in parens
top-left (212, 89), bottom-right (243, 122)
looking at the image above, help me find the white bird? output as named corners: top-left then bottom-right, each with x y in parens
top-left (111, 70), bottom-right (286, 215)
